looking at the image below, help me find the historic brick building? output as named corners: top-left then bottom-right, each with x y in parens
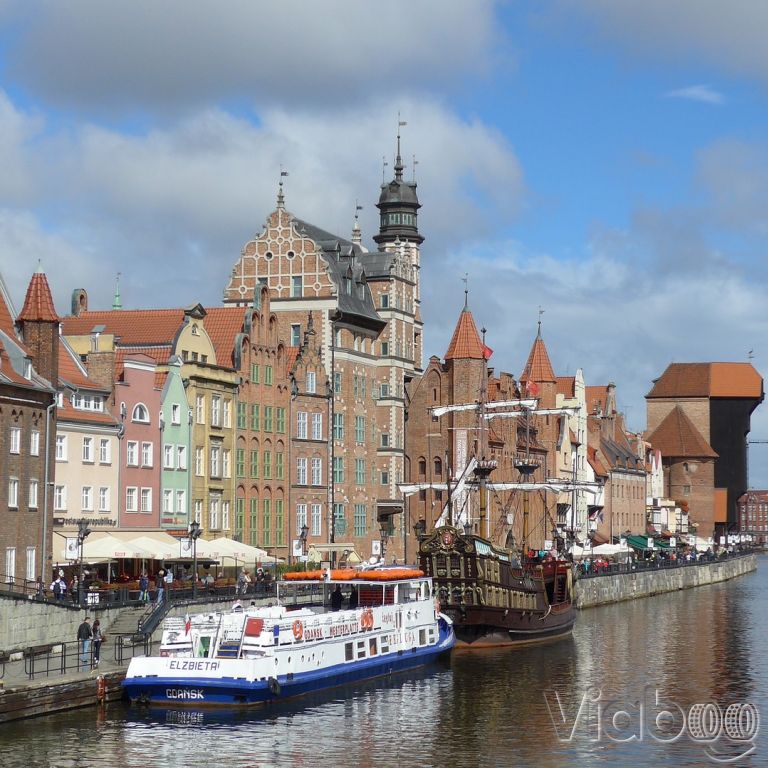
top-left (0, 268), bottom-right (58, 584)
top-left (737, 490), bottom-right (768, 544)
top-left (223, 140), bottom-right (423, 562)
top-left (646, 363), bottom-right (764, 541)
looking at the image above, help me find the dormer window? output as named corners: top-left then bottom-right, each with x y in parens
top-left (344, 277), bottom-right (352, 294)
top-left (191, 324), bottom-right (199, 336)
top-left (24, 360), bottom-right (32, 380)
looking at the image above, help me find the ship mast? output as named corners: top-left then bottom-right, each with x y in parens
top-left (515, 400), bottom-right (540, 557)
top-left (474, 327), bottom-right (497, 538)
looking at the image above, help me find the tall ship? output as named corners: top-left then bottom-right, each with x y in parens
top-left (402, 303), bottom-right (597, 647)
top-left (123, 567), bottom-right (454, 707)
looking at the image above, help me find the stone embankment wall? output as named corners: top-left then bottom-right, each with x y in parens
top-left (574, 554), bottom-right (756, 609)
top-left (0, 595), bottom-right (243, 653)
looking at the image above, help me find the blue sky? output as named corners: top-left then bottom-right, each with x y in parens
top-left (1, 1), bottom-right (768, 483)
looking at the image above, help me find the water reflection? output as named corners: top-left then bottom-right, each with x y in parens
top-left (1, 558), bottom-right (765, 768)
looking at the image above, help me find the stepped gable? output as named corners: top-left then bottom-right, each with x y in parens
top-left (17, 268), bottom-right (58, 323)
top-left (645, 405), bottom-right (718, 459)
top-left (444, 307), bottom-right (488, 360)
top-left (520, 328), bottom-right (556, 383)
top-left (647, 362), bottom-right (763, 399)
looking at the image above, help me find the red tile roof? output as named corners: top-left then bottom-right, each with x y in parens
top-left (587, 445), bottom-right (608, 478)
top-left (61, 309), bottom-right (186, 345)
top-left (647, 363), bottom-right (763, 399)
top-left (0, 339), bottom-right (29, 385)
top-left (645, 405), bottom-right (718, 459)
top-left (59, 341), bottom-right (100, 391)
top-left (585, 385), bottom-right (612, 415)
top-left (445, 309), bottom-right (488, 360)
top-left (18, 270), bottom-right (59, 323)
top-left (556, 376), bottom-right (575, 397)
top-left (204, 306), bottom-right (248, 368)
top-left (285, 346), bottom-right (300, 372)
top-left (520, 333), bottom-right (556, 383)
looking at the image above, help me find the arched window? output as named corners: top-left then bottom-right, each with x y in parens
top-left (434, 457), bottom-right (442, 476)
top-left (132, 403), bottom-right (149, 423)
top-left (418, 458), bottom-right (426, 476)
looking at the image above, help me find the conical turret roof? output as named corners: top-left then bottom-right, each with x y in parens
top-left (445, 306), bottom-right (487, 360)
top-left (520, 327), bottom-right (556, 383)
top-left (18, 266), bottom-right (58, 323)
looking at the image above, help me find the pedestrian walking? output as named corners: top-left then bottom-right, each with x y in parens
top-left (92, 619), bottom-right (104, 666)
top-left (237, 568), bottom-right (251, 596)
top-left (155, 571), bottom-right (165, 604)
top-left (77, 616), bottom-right (92, 667)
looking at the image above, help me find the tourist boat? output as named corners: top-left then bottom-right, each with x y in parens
top-left (122, 567), bottom-right (455, 706)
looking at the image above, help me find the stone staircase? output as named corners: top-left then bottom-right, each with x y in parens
top-left (103, 605), bottom-right (149, 640)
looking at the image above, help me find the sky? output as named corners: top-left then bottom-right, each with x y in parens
top-left (1, 1), bottom-right (768, 483)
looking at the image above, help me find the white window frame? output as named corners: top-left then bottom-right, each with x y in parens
top-left (223, 399), bottom-right (232, 428)
top-left (163, 489), bottom-right (173, 514)
top-left (99, 487), bottom-right (110, 512)
top-left (29, 479), bottom-right (38, 508)
top-left (99, 438), bottom-right (111, 464)
top-left (140, 488), bottom-right (152, 513)
top-left (126, 487), bottom-right (138, 513)
top-left (222, 449), bottom-right (231, 478)
top-left (311, 503), bottom-right (322, 537)
top-left (54, 485), bottom-right (66, 511)
top-left (175, 490), bottom-right (185, 516)
top-left (55, 435), bottom-right (67, 461)
top-left (195, 447), bottom-right (204, 476)
top-left (209, 496), bottom-right (220, 529)
top-left (126, 441), bottom-right (138, 466)
top-left (196, 394), bottom-right (205, 424)
top-left (141, 442), bottom-right (153, 467)
top-left (164, 444), bottom-right (174, 469)
top-left (211, 395), bottom-right (221, 427)
top-left (177, 445), bottom-right (187, 470)
top-left (81, 486), bottom-right (93, 512)
top-left (9, 426), bottom-right (21, 454)
top-left (25, 547), bottom-right (36, 582)
top-left (296, 503), bottom-right (307, 532)
top-left (171, 403), bottom-right (181, 425)
top-left (297, 412), bottom-right (308, 440)
top-left (8, 478), bottom-right (19, 508)
top-left (210, 445), bottom-right (221, 477)
top-left (311, 457), bottom-right (322, 486)
top-left (30, 430), bottom-right (40, 457)
top-left (222, 501), bottom-right (230, 531)
top-left (82, 436), bottom-right (93, 463)
top-left (311, 413), bottom-right (323, 441)
top-left (297, 457), bottom-right (308, 485)
top-left (132, 403), bottom-right (150, 423)
top-left (306, 371), bottom-right (316, 394)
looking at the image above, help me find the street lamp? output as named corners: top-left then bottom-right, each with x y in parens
top-left (77, 519), bottom-right (91, 606)
top-left (189, 520), bottom-right (202, 598)
top-left (463, 520), bottom-right (473, 537)
top-left (299, 523), bottom-right (309, 571)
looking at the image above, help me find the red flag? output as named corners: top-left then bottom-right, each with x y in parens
top-left (526, 380), bottom-right (540, 397)
top-left (184, 612), bottom-right (191, 635)
top-left (482, 344), bottom-right (493, 360)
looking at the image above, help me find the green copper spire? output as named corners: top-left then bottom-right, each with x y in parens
top-left (112, 272), bottom-right (123, 310)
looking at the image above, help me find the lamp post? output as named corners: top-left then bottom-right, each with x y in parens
top-left (189, 520), bottom-right (202, 599)
top-left (77, 518), bottom-right (91, 606)
top-left (300, 523), bottom-right (309, 571)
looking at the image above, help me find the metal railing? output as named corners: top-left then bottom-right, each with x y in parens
top-left (576, 548), bottom-right (755, 580)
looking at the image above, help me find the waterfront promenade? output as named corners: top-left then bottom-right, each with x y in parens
top-left (0, 552), bottom-right (757, 724)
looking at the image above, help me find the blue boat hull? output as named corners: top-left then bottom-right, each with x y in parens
top-left (124, 623), bottom-right (454, 707)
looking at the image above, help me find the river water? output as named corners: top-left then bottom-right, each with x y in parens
top-left (1, 558), bottom-right (765, 768)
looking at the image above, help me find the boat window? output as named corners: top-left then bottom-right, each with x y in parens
top-left (197, 636), bottom-right (211, 658)
top-left (369, 638), bottom-right (378, 656)
top-left (419, 629), bottom-right (426, 646)
top-left (357, 641), bottom-right (366, 659)
top-left (381, 635), bottom-right (389, 654)
top-left (345, 642), bottom-right (354, 661)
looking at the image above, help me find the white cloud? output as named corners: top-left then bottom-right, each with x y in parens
top-left (557, 1), bottom-right (768, 84)
top-left (665, 84), bottom-right (724, 105)
top-left (2, 0), bottom-right (501, 114)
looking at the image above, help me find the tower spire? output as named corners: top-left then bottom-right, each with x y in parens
top-left (463, 273), bottom-right (469, 310)
top-left (395, 114), bottom-right (407, 181)
top-left (352, 202), bottom-right (363, 245)
top-left (537, 306), bottom-right (544, 337)
top-left (277, 168), bottom-right (288, 209)
top-left (112, 272), bottom-right (122, 310)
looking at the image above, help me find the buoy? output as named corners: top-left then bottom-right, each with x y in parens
top-left (96, 674), bottom-right (106, 703)
top-left (268, 676), bottom-right (281, 696)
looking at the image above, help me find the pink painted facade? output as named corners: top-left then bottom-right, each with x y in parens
top-left (115, 355), bottom-right (162, 529)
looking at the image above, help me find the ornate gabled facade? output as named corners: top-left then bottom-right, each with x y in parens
top-left (223, 143), bottom-right (423, 562)
top-left (0, 267), bottom-right (58, 584)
